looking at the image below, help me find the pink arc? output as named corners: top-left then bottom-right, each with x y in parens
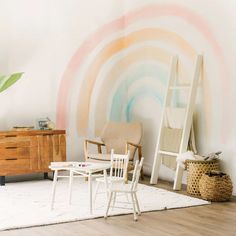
top-left (56, 4), bottom-right (228, 140)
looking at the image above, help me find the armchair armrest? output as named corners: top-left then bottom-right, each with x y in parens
top-left (126, 141), bottom-right (144, 180)
top-left (125, 142), bottom-right (142, 161)
top-left (84, 139), bottom-right (105, 146)
top-left (126, 142), bottom-right (142, 149)
top-left (84, 139), bottom-right (105, 160)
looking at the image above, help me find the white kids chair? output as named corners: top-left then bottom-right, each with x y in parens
top-left (104, 157), bottom-right (144, 221)
top-left (94, 149), bottom-right (130, 203)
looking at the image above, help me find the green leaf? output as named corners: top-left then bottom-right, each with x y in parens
top-left (0, 75), bottom-right (5, 83)
top-left (0, 72), bottom-right (23, 93)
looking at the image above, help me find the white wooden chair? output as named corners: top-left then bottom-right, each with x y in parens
top-left (94, 149), bottom-right (130, 203)
top-left (104, 157), bottom-right (144, 221)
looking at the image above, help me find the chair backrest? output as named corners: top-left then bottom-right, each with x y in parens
top-left (100, 122), bottom-right (142, 160)
top-left (110, 149), bottom-right (130, 180)
top-left (131, 157), bottom-right (144, 191)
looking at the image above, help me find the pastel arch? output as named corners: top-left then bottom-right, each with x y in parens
top-left (57, 4), bottom-right (226, 127)
top-left (56, 4), bottom-right (227, 139)
top-left (76, 28), bottom-right (196, 135)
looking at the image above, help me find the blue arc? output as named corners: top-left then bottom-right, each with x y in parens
top-left (125, 88), bottom-right (163, 122)
top-left (109, 62), bottom-right (168, 121)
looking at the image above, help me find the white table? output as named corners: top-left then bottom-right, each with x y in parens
top-left (49, 162), bottom-right (111, 214)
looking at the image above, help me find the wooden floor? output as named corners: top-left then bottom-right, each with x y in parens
top-left (1, 177), bottom-right (235, 236)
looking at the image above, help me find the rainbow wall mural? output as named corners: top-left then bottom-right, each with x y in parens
top-left (56, 3), bottom-right (229, 151)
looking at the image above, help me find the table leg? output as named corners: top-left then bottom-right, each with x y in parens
top-left (88, 172), bottom-right (92, 214)
top-left (68, 170), bottom-right (74, 204)
top-left (51, 170), bottom-right (58, 210)
top-left (103, 169), bottom-right (109, 200)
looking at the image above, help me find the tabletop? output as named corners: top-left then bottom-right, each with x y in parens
top-left (49, 161), bottom-right (111, 173)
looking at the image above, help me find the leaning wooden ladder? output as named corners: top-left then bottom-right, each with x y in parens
top-left (150, 55), bottom-right (203, 190)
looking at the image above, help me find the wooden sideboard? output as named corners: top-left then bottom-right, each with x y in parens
top-left (0, 130), bottom-right (66, 185)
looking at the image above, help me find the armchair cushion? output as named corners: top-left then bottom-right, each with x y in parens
top-left (100, 122), bottom-right (142, 160)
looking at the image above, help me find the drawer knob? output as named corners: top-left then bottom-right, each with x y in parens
top-left (5, 158), bottom-right (18, 161)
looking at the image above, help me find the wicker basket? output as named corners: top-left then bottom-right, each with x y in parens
top-left (199, 172), bottom-right (233, 201)
top-left (186, 159), bottom-right (220, 196)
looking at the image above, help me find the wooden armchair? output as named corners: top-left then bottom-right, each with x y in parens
top-left (84, 122), bottom-right (144, 179)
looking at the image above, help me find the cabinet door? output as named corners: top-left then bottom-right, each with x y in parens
top-left (38, 134), bottom-right (66, 171)
top-left (38, 135), bottom-right (53, 170)
top-left (30, 136), bottom-right (40, 170)
top-left (52, 134), bottom-right (66, 162)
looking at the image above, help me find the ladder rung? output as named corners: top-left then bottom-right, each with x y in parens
top-left (158, 150), bottom-right (179, 156)
top-left (169, 86), bottom-right (190, 90)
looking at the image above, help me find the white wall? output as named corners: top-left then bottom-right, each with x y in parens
top-left (0, 0), bottom-right (236, 194)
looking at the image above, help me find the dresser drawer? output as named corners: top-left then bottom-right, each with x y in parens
top-left (0, 147), bottom-right (30, 160)
top-left (0, 159), bottom-right (30, 174)
top-left (0, 136), bottom-right (31, 148)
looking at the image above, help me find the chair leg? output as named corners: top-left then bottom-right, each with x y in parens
top-left (105, 192), bottom-right (113, 219)
top-left (111, 192), bottom-right (117, 210)
top-left (103, 170), bottom-right (109, 200)
top-left (68, 170), bottom-right (74, 204)
top-left (140, 167), bottom-right (145, 180)
top-left (125, 193), bottom-right (130, 203)
top-left (93, 181), bottom-right (100, 204)
top-left (131, 193), bottom-right (138, 221)
top-left (134, 193), bottom-right (141, 215)
top-left (50, 170), bottom-right (58, 210)
top-left (124, 172), bottom-right (128, 183)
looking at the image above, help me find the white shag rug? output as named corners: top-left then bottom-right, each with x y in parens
top-left (0, 179), bottom-right (209, 231)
